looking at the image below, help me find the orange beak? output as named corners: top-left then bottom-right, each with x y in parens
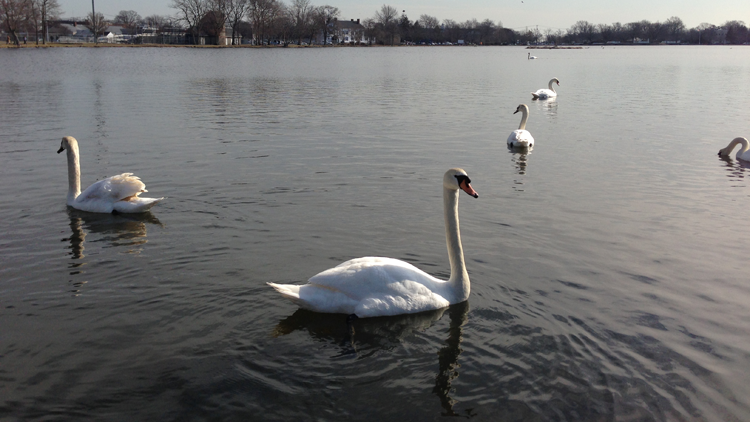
top-left (459, 180), bottom-right (478, 198)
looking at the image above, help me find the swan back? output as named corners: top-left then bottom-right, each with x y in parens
top-left (508, 105), bottom-right (534, 147)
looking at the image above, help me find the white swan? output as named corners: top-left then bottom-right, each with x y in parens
top-left (58, 136), bottom-right (163, 213)
top-left (507, 104), bottom-right (534, 148)
top-left (531, 77), bottom-right (560, 99)
top-left (718, 137), bottom-right (750, 162)
top-left (528, 52), bottom-right (537, 59)
top-left (268, 168), bottom-right (479, 318)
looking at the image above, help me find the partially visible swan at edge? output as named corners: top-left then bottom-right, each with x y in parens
top-left (532, 77), bottom-right (560, 99)
top-left (507, 104), bottom-right (534, 148)
top-left (268, 168), bottom-right (479, 318)
top-left (718, 137), bottom-right (750, 162)
top-left (58, 136), bottom-right (163, 213)
top-left (528, 52), bottom-right (537, 59)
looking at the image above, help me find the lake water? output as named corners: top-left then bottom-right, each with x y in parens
top-left (1, 45), bottom-right (749, 421)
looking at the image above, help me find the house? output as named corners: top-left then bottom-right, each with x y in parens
top-left (336, 19), bottom-right (366, 44)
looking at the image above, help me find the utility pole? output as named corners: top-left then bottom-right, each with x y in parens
top-left (92, 0), bottom-right (97, 43)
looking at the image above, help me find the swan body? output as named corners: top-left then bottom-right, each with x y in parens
top-left (268, 168), bottom-right (479, 318)
top-left (58, 136), bottom-right (163, 213)
top-left (718, 137), bottom-right (750, 161)
top-left (527, 52), bottom-right (537, 59)
top-left (532, 77), bottom-right (560, 99)
top-left (507, 104), bottom-right (534, 148)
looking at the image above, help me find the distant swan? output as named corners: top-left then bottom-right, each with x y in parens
top-left (268, 168), bottom-right (479, 318)
top-left (507, 104), bottom-right (534, 148)
top-left (528, 52), bottom-right (537, 59)
top-left (532, 77), bottom-right (560, 99)
top-left (718, 137), bottom-right (750, 162)
top-left (58, 136), bottom-right (163, 213)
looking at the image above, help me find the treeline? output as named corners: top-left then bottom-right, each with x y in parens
top-left (3, 0), bottom-right (748, 46)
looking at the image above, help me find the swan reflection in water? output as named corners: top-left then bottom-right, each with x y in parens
top-left (532, 96), bottom-right (557, 118)
top-left (63, 209), bottom-right (162, 294)
top-left (718, 153), bottom-right (750, 184)
top-left (273, 301), bottom-right (470, 416)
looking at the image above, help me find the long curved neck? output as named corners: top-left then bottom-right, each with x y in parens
top-left (548, 80), bottom-right (556, 93)
top-left (720, 138), bottom-right (750, 157)
top-left (443, 186), bottom-right (469, 301)
top-left (65, 143), bottom-right (81, 204)
top-left (518, 109), bottom-right (529, 130)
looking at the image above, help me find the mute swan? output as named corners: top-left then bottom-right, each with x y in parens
top-left (507, 104), bottom-right (534, 148)
top-left (718, 137), bottom-right (750, 162)
top-left (528, 52), bottom-right (537, 59)
top-left (532, 77), bottom-right (560, 100)
top-left (268, 168), bottom-right (479, 318)
top-left (57, 136), bottom-right (163, 213)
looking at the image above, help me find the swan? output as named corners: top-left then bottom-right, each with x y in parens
top-left (57, 136), bottom-right (163, 213)
top-left (532, 77), bottom-right (560, 99)
top-left (268, 168), bottom-right (479, 318)
top-left (507, 104), bottom-right (534, 148)
top-left (718, 137), bottom-right (750, 162)
top-left (528, 52), bottom-right (537, 59)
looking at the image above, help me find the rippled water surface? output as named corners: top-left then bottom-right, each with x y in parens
top-left (1, 46), bottom-right (750, 421)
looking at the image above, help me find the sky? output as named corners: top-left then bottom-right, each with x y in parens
top-left (61, 0), bottom-right (750, 32)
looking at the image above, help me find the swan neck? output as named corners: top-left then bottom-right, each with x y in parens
top-left (518, 108), bottom-right (529, 131)
top-left (548, 80), bottom-right (557, 93)
top-left (721, 138), bottom-right (749, 158)
top-left (443, 186), bottom-right (469, 300)
top-left (66, 143), bottom-right (81, 204)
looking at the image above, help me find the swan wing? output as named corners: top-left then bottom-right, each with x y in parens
top-left (532, 89), bottom-right (556, 99)
top-left (269, 257), bottom-right (451, 317)
top-left (74, 173), bottom-right (158, 213)
top-left (508, 130), bottom-right (534, 147)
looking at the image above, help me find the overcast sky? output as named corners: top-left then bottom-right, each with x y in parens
top-left (62, 0), bottom-right (750, 31)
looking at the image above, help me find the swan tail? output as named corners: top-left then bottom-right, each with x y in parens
top-left (268, 282), bottom-right (302, 301)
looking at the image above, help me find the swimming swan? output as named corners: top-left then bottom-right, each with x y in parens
top-left (507, 104), bottom-right (534, 148)
top-left (718, 137), bottom-right (750, 162)
top-left (528, 52), bottom-right (537, 59)
top-left (268, 168), bottom-right (479, 318)
top-left (532, 77), bottom-right (560, 100)
top-left (58, 136), bottom-right (163, 213)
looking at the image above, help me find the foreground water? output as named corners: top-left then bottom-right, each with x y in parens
top-left (1, 46), bottom-right (749, 421)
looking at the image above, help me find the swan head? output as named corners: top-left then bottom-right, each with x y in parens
top-left (58, 136), bottom-right (78, 154)
top-left (444, 168), bottom-right (478, 198)
top-left (551, 77), bottom-right (560, 86)
top-left (513, 104), bottom-right (529, 115)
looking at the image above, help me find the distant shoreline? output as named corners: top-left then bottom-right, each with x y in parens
top-left (0, 43), bottom-right (739, 49)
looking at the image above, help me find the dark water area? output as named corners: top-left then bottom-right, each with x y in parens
top-left (1, 46), bottom-right (749, 421)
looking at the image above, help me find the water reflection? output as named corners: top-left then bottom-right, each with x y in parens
top-left (273, 306), bottom-right (447, 357)
top-left (273, 302), bottom-right (471, 416)
top-left (63, 209), bottom-right (162, 294)
top-left (531, 96), bottom-right (557, 118)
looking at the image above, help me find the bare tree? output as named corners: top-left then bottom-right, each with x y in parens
top-left (171, 0), bottom-right (205, 44)
top-left (86, 11), bottom-right (108, 41)
top-left (374, 4), bottom-right (398, 45)
top-left (1, 0), bottom-right (31, 45)
top-left (114, 10), bottom-right (141, 34)
top-left (312, 5), bottom-right (338, 44)
top-left (418, 14), bottom-right (439, 43)
top-left (247, 0), bottom-right (283, 44)
top-left (287, 0), bottom-right (313, 44)
top-left (224, 0), bottom-right (249, 44)
top-left (663, 16), bottom-right (684, 42)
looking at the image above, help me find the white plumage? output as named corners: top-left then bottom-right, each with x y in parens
top-left (268, 168), bottom-right (479, 318)
top-left (718, 137), bottom-right (750, 162)
top-left (58, 136), bottom-right (163, 213)
top-left (532, 77), bottom-right (560, 100)
top-left (507, 104), bottom-right (535, 148)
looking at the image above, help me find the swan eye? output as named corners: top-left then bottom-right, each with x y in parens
top-left (455, 175), bottom-right (471, 185)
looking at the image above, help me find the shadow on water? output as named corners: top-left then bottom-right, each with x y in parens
top-left (273, 302), bottom-right (471, 416)
top-left (63, 209), bottom-right (162, 294)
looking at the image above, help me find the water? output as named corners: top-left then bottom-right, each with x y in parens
top-left (1, 46), bottom-right (749, 421)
